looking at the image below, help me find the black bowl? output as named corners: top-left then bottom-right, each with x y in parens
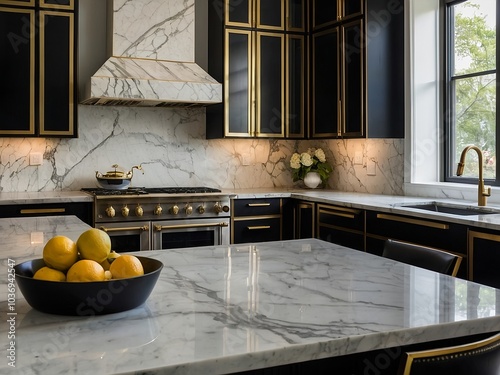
top-left (15, 256), bottom-right (163, 316)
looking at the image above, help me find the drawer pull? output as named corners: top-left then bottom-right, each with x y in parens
top-left (247, 225), bottom-right (271, 230)
top-left (376, 214), bottom-right (449, 230)
top-left (100, 226), bottom-right (149, 233)
top-left (321, 211), bottom-right (355, 219)
top-left (247, 203), bottom-right (272, 207)
top-left (20, 208), bottom-right (66, 215)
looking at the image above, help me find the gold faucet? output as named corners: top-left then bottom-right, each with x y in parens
top-left (456, 145), bottom-right (491, 206)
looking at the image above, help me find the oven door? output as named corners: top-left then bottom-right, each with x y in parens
top-left (98, 221), bottom-right (151, 252)
top-left (152, 218), bottom-right (230, 250)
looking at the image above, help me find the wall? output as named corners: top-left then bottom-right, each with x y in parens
top-left (0, 106), bottom-right (404, 194)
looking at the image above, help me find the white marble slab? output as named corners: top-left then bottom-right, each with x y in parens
top-left (0, 191), bottom-right (93, 205)
top-left (1, 219), bottom-right (499, 374)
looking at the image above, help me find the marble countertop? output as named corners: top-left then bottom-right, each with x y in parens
top-left (1, 216), bottom-right (500, 374)
top-left (3, 188), bottom-right (500, 229)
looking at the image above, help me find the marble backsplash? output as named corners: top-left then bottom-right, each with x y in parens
top-left (0, 106), bottom-right (404, 194)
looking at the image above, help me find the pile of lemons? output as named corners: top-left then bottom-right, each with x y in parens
top-left (33, 228), bottom-right (144, 282)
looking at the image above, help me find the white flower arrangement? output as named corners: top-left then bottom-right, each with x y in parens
top-left (290, 148), bottom-right (333, 184)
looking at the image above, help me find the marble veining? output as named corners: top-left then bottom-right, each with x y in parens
top-left (1, 217), bottom-right (499, 375)
top-left (0, 105), bottom-right (404, 195)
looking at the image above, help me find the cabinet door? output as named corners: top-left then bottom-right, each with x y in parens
top-left (317, 204), bottom-right (364, 250)
top-left (287, 0), bottom-right (306, 31)
top-left (341, 19), bottom-right (364, 137)
top-left (311, 28), bottom-right (340, 137)
top-left (295, 201), bottom-right (315, 239)
top-left (287, 35), bottom-right (305, 138)
top-left (233, 217), bottom-right (282, 244)
top-left (39, 11), bottom-right (76, 136)
top-left (468, 230), bottom-right (500, 289)
top-left (256, 32), bottom-right (284, 137)
top-left (225, 0), bottom-right (252, 27)
top-left (312, 0), bottom-right (339, 30)
top-left (0, 0), bottom-right (34, 5)
top-left (256, 0), bottom-right (284, 30)
top-left (40, 0), bottom-right (73, 9)
top-left (225, 29), bottom-right (253, 136)
top-left (0, 7), bottom-right (35, 135)
top-left (342, 0), bottom-right (363, 20)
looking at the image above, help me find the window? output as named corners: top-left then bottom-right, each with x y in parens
top-left (445, 0), bottom-right (497, 184)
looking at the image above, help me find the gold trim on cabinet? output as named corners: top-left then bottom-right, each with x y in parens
top-left (0, 0), bottom-right (34, 6)
top-left (286, 34), bottom-right (305, 138)
top-left (233, 214), bottom-right (281, 221)
top-left (256, 0), bottom-right (284, 30)
top-left (467, 230), bottom-right (500, 281)
top-left (318, 222), bottom-right (363, 236)
top-left (39, 11), bottom-right (74, 136)
top-left (20, 208), bottom-right (65, 214)
top-left (0, 7), bottom-right (35, 135)
top-left (40, 0), bottom-right (74, 10)
top-left (376, 214), bottom-right (449, 230)
top-left (286, 0), bottom-right (305, 32)
top-left (224, 29), bottom-right (253, 137)
top-left (255, 31), bottom-right (285, 137)
top-left (225, 0), bottom-right (253, 28)
top-left (247, 203), bottom-right (272, 207)
top-left (311, 27), bottom-right (340, 138)
top-left (318, 204), bottom-right (361, 215)
top-left (154, 222), bottom-right (229, 231)
top-left (341, 19), bottom-right (364, 138)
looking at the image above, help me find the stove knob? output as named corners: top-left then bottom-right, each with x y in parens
top-left (121, 205), bottom-right (130, 217)
top-left (214, 202), bottom-right (223, 214)
top-left (170, 205), bottom-right (179, 215)
top-left (223, 205), bottom-right (230, 213)
top-left (197, 205), bottom-right (205, 214)
top-left (154, 204), bottom-right (163, 216)
top-left (106, 205), bottom-right (115, 218)
top-left (135, 204), bottom-right (144, 217)
top-left (185, 204), bottom-right (193, 215)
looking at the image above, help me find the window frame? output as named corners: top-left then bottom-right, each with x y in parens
top-left (443, 0), bottom-right (499, 186)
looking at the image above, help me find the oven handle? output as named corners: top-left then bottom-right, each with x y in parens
top-left (153, 222), bottom-right (229, 231)
top-left (100, 225), bottom-right (150, 233)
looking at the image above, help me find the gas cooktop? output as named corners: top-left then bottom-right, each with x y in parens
top-left (81, 187), bottom-right (222, 196)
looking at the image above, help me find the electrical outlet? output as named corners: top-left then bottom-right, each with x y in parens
top-left (31, 232), bottom-right (44, 244)
top-left (367, 159), bottom-right (377, 176)
top-left (354, 151), bottom-right (363, 165)
top-left (29, 152), bottom-right (43, 166)
top-left (241, 153), bottom-right (251, 166)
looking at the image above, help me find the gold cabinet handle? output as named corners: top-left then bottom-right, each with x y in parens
top-left (100, 226), bottom-right (149, 233)
top-left (247, 203), bottom-right (271, 207)
top-left (319, 206), bottom-right (360, 219)
top-left (376, 214), bottom-right (449, 230)
top-left (247, 225), bottom-right (271, 230)
top-left (20, 208), bottom-right (66, 214)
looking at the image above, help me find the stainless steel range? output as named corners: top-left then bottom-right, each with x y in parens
top-left (81, 187), bottom-right (231, 251)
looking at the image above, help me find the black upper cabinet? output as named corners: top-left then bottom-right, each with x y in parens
top-left (0, 0), bottom-right (77, 137)
top-left (207, 0), bottom-right (306, 139)
top-left (310, 0), bottom-right (404, 139)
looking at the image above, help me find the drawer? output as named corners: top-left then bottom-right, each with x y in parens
top-left (233, 199), bottom-right (282, 217)
top-left (232, 217), bottom-right (281, 244)
top-left (366, 211), bottom-right (467, 255)
top-left (317, 204), bottom-right (364, 232)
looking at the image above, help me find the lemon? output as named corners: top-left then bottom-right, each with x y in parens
top-left (43, 235), bottom-right (78, 272)
top-left (99, 251), bottom-right (121, 271)
top-left (66, 259), bottom-right (106, 282)
top-left (33, 266), bottom-right (66, 282)
top-left (109, 255), bottom-right (144, 279)
top-left (77, 228), bottom-right (111, 263)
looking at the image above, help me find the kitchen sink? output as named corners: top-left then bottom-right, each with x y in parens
top-left (397, 202), bottom-right (500, 216)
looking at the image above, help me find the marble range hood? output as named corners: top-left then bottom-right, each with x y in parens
top-left (80, 0), bottom-right (222, 107)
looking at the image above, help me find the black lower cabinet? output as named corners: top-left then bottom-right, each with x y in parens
top-left (317, 204), bottom-right (364, 250)
top-left (468, 229), bottom-right (500, 289)
top-left (0, 202), bottom-right (93, 226)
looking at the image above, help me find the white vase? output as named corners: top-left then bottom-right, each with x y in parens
top-left (303, 172), bottom-right (321, 189)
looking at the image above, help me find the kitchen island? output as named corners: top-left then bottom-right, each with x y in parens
top-left (1, 216), bottom-right (500, 374)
